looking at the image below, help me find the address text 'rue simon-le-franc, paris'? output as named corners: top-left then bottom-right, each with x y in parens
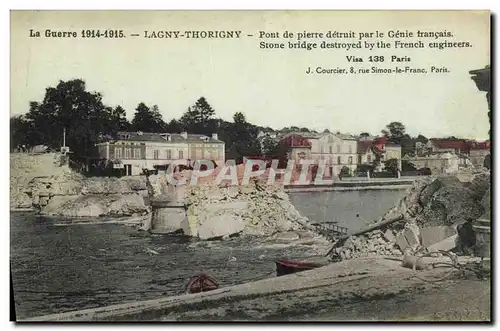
top-left (29, 28), bottom-right (474, 76)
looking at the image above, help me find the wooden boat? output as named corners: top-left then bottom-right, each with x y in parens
top-left (185, 273), bottom-right (219, 294)
top-left (275, 259), bottom-right (324, 277)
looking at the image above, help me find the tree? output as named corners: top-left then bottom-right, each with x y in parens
top-left (402, 160), bottom-right (417, 172)
top-left (359, 132), bottom-right (371, 138)
top-left (382, 122), bottom-right (406, 143)
top-left (179, 97), bottom-right (217, 135)
top-left (323, 129), bottom-right (331, 133)
top-left (131, 103), bottom-right (167, 132)
top-left (339, 166), bottom-right (351, 178)
top-left (102, 106), bottom-right (129, 134)
top-left (385, 158), bottom-right (400, 175)
top-left (226, 112), bottom-right (261, 161)
top-left (10, 115), bottom-right (32, 151)
top-left (166, 119), bottom-right (183, 133)
top-left (415, 134), bottom-right (428, 144)
top-left (400, 134), bottom-right (416, 157)
top-left (261, 134), bottom-right (280, 157)
top-left (22, 79), bottom-right (114, 159)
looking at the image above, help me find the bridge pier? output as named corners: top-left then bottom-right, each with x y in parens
top-left (150, 185), bottom-right (189, 234)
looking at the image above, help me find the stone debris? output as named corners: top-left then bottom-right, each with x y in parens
top-left (332, 169), bottom-right (490, 261)
top-left (420, 226), bottom-right (457, 247)
top-left (427, 234), bottom-right (459, 252)
top-left (10, 155), bottom-right (151, 218)
top-left (183, 181), bottom-right (320, 239)
top-left (383, 229), bottom-right (396, 243)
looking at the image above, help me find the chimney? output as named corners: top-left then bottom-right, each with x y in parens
top-left (181, 132), bottom-right (188, 139)
top-left (212, 133), bottom-right (218, 140)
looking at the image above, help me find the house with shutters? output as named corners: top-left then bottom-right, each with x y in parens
top-left (357, 136), bottom-right (402, 171)
top-left (95, 131), bottom-right (225, 176)
top-left (279, 131), bottom-right (358, 177)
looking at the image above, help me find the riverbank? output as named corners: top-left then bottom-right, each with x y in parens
top-left (23, 256), bottom-right (490, 321)
top-left (283, 177), bottom-right (424, 193)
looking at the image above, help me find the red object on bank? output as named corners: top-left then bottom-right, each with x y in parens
top-left (185, 273), bottom-right (219, 294)
top-left (275, 259), bottom-right (323, 276)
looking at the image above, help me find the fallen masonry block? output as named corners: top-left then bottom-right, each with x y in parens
top-left (395, 232), bottom-right (410, 251)
top-left (384, 229), bottom-right (396, 242)
top-left (421, 226), bottom-right (457, 247)
top-left (404, 224), bottom-right (421, 248)
top-left (427, 234), bottom-right (459, 252)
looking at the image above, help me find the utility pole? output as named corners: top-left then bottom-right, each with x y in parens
top-left (63, 127), bottom-right (66, 147)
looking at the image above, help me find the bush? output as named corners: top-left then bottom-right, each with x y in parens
top-left (372, 171), bottom-right (396, 178)
top-left (417, 167), bottom-right (432, 175)
top-left (339, 166), bottom-right (352, 178)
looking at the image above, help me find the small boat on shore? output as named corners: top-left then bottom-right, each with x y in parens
top-left (275, 259), bottom-right (324, 277)
top-left (185, 273), bottom-right (219, 294)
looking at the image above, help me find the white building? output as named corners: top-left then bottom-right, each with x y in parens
top-left (96, 131), bottom-right (225, 176)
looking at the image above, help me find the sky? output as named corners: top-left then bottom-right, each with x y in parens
top-left (10, 10), bottom-right (490, 140)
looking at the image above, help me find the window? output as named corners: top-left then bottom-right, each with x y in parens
top-left (124, 148), bottom-right (131, 159)
top-left (367, 155), bottom-right (372, 162)
top-left (329, 146), bottom-right (333, 154)
top-left (348, 156), bottom-right (353, 164)
top-left (179, 150), bottom-right (184, 159)
top-left (337, 156), bottom-right (341, 164)
top-left (114, 147), bottom-right (122, 159)
top-left (133, 148), bottom-right (141, 159)
top-left (153, 150), bottom-right (159, 160)
top-left (336, 145), bottom-right (341, 153)
top-left (348, 146), bottom-right (352, 154)
top-left (166, 149), bottom-right (172, 159)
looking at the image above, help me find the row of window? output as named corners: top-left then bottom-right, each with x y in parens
top-left (114, 147), bottom-right (223, 160)
top-left (324, 145), bottom-right (354, 154)
top-left (152, 150), bottom-right (183, 160)
top-left (114, 148), bottom-right (141, 159)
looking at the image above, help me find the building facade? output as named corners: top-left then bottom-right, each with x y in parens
top-left (281, 131), bottom-right (358, 177)
top-left (356, 136), bottom-right (402, 172)
top-left (95, 131), bottom-right (225, 176)
top-left (403, 152), bottom-right (459, 174)
top-left (469, 140), bottom-right (490, 168)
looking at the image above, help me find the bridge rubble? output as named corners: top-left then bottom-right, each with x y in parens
top-left (328, 168), bottom-right (490, 261)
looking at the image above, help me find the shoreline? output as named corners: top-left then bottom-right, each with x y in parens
top-left (22, 256), bottom-right (489, 321)
top-left (285, 184), bottom-right (411, 193)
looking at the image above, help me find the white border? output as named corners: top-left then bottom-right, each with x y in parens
top-left (2, 1), bottom-right (498, 330)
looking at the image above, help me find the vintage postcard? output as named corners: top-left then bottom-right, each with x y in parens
top-left (10, 10), bottom-right (491, 322)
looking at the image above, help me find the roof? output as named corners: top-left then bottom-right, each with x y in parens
top-left (335, 133), bottom-right (357, 140)
top-left (110, 131), bottom-right (224, 143)
top-left (469, 140), bottom-right (490, 150)
top-left (280, 134), bottom-right (312, 148)
top-left (357, 141), bottom-right (373, 154)
top-left (429, 138), bottom-right (470, 152)
top-left (280, 131), bottom-right (322, 139)
top-left (357, 141), bottom-right (384, 154)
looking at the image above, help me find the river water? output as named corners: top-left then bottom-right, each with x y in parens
top-left (10, 189), bottom-right (406, 319)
